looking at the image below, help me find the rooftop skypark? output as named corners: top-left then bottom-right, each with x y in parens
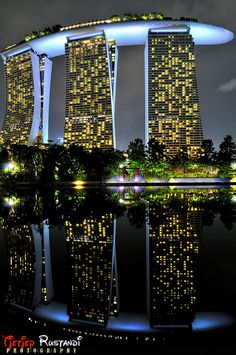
top-left (1, 13), bottom-right (210, 51)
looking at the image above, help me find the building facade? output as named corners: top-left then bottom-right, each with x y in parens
top-left (145, 27), bottom-right (203, 157)
top-left (0, 20), bottom-right (233, 152)
top-left (0, 49), bottom-right (51, 145)
top-left (64, 31), bottom-right (117, 150)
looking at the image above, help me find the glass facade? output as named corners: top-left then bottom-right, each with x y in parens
top-left (145, 29), bottom-right (203, 157)
top-left (0, 50), bottom-right (51, 146)
top-left (64, 32), bottom-right (117, 150)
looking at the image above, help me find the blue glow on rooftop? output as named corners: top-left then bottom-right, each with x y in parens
top-left (1, 20), bottom-right (233, 59)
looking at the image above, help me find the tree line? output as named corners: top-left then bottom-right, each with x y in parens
top-left (0, 134), bottom-right (235, 184)
top-left (0, 144), bottom-right (123, 184)
top-left (126, 135), bottom-right (236, 179)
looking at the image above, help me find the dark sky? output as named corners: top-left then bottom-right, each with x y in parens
top-left (0, 0), bottom-right (235, 150)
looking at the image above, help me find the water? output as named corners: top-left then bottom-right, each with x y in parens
top-left (0, 186), bottom-right (236, 353)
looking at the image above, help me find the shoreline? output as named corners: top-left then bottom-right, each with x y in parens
top-left (0, 177), bottom-right (235, 188)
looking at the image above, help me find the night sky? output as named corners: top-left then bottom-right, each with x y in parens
top-left (0, 0), bottom-right (235, 150)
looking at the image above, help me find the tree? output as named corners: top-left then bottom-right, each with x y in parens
top-left (110, 15), bottom-right (121, 22)
top-left (156, 12), bottom-right (164, 20)
top-left (51, 24), bottom-right (62, 32)
top-left (55, 144), bottom-right (87, 181)
top-left (201, 139), bottom-right (216, 163)
top-left (41, 144), bottom-right (65, 182)
top-left (217, 134), bottom-right (236, 164)
top-left (147, 138), bottom-right (165, 162)
top-left (171, 146), bottom-right (190, 173)
top-left (86, 148), bottom-right (124, 182)
top-left (122, 13), bottom-right (132, 21)
top-left (127, 138), bottom-right (145, 163)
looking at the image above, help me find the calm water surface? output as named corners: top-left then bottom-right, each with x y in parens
top-left (0, 186), bottom-right (236, 353)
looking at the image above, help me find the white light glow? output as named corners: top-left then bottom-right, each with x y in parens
top-left (7, 162), bottom-right (15, 170)
top-left (231, 162), bottom-right (236, 169)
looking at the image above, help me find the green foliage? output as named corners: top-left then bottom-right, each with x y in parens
top-left (0, 134), bottom-right (235, 185)
top-left (110, 15), bottom-right (121, 22)
top-left (0, 144), bottom-right (124, 184)
top-left (55, 144), bottom-right (87, 181)
top-left (146, 138), bottom-right (165, 162)
top-left (24, 24), bottom-right (62, 42)
top-left (110, 12), bottom-right (164, 23)
top-left (217, 134), bottom-right (236, 164)
top-left (144, 159), bottom-right (171, 179)
top-left (201, 139), bottom-right (216, 163)
top-left (122, 13), bottom-right (132, 21)
top-left (86, 148), bottom-right (124, 181)
top-left (127, 138), bottom-right (145, 164)
top-left (0, 144), bottom-right (43, 183)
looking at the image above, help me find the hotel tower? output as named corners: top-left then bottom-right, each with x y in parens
top-left (1, 17), bottom-right (231, 152)
top-left (145, 26), bottom-right (203, 157)
top-left (0, 49), bottom-right (52, 145)
top-left (64, 31), bottom-right (117, 150)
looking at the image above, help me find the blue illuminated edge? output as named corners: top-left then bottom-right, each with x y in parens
top-left (31, 305), bottom-right (235, 333)
top-left (1, 20), bottom-right (234, 60)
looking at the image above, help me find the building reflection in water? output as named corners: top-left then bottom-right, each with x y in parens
top-left (0, 187), bottom-right (234, 335)
top-left (1, 220), bottom-right (54, 311)
top-left (65, 213), bottom-right (118, 325)
top-left (147, 191), bottom-right (202, 328)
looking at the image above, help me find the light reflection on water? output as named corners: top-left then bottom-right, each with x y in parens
top-left (0, 186), bottom-right (235, 338)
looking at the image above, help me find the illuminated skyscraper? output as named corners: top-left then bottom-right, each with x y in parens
top-left (66, 213), bottom-right (116, 325)
top-left (147, 192), bottom-right (201, 326)
top-left (0, 49), bottom-right (52, 145)
top-left (145, 27), bottom-right (203, 157)
top-left (64, 31), bottom-right (117, 150)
